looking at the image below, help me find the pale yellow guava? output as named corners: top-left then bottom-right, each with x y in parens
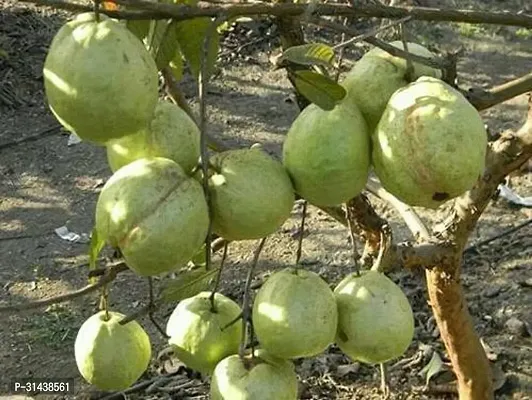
top-left (208, 148), bottom-right (295, 241)
top-left (372, 76), bottom-right (488, 208)
top-left (166, 291), bottom-right (242, 375)
top-left (95, 157), bottom-right (209, 276)
top-left (106, 101), bottom-right (201, 174)
top-left (43, 12), bottom-right (158, 144)
top-left (210, 349), bottom-right (298, 400)
top-left (282, 100), bottom-right (370, 206)
top-left (74, 311), bottom-right (151, 391)
top-left (341, 41), bottom-right (442, 130)
top-left (252, 268), bottom-right (338, 359)
top-left (334, 270), bottom-right (415, 365)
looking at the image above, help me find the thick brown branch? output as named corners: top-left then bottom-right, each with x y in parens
top-left (436, 94), bottom-right (532, 246)
top-left (467, 71), bottom-right (532, 111)
top-left (18, 0), bottom-right (532, 28)
top-left (0, 262), bottom-right (128, 314)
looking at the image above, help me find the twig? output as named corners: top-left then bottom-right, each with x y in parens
top-left (209, 241), bottom-right (229, 311)
top-left (98, 371), bottom-right (182, 400)
top-left (0, 262), bottom-right (128, 314)
top-left (333, 16), bottom-right (349, 82)
top-left (198, 17), bottom-right (226, 274)
top-left (332, 16), bottom-right (412, 50)
top-left (464, 218), bottom-right (532, 254)
top-left (148, 277), bottom-right (169, 338)
top-left (345, 202), bottom-right (362, 273)
top-left (20, 0), bottom-right (532, 27)
top-left (239, 237), bottom-right (267, 360)
top-left (366, 177), bottom-right (431, 241)
top-left (295, 201), bottom-right (307, 265)
top-left (0, 124), bottom-right (62, 151)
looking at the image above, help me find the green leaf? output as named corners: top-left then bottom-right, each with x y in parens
top-left (419, 351), bottom-right (445, 387)
top-left (175, 17), bottom-right (220, 81)
top-left (126, 20), bottom-right (152, 42)
top-left (154, 21), bottom-right (181, 70)
top-left (169, 47), bottom-right (184, 82)
top-left (160, 266), bottom-right (220, 303)
top-left (88, 228), bottom-right (105, 283)
top-left (147, 19), bottom-right (170, 54)
top-left (292, 70), bottom-right (346, 111)
top-left (280, 43), bottom-right (335, 68)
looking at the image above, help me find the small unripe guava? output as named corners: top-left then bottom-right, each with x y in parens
top-left (95, 157), bottom-right (209, 276)
top-left (208, 148), bottom-right (295, 241)
top-left (341, 41), bottom-right (441, 130)
top-left (334, 270), bottom-right (415, 365)
top-left (252, 268), bottom-right (338, 359)
top-left (372, 76), bottom-right (488, 208)
top-left (43, 12), bottom-right (158, 144)
top-left (210, 350), bottom-right (298, 400)
top-left (282, 101), bottom-right (370, 206)
top-left (74, 311), bottom-right (151, 391)
top-left (106, 101), bottom-right (201, 174)
top-left (165, 291), bottom-right (242, 375)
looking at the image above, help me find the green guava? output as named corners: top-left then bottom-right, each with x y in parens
top-left (282, 101), bottom-right (370, 206)
top-left (74, 311), bottom-right (151, 391)
top-left (334, 270), bottom-right (415, 365)
top-left (106, 101), bottom-right (201, 174)
top-left (95, 157), bottom-right (209, 276)
top-left (207, 148), bottom-right (295, 241)
top-left (252, 268), bottom-right (338, 359)
top-left (166, 291), bottom-right (242, 375)
top-left (341, 41), bottom-right (441, 130)
top-left (372, 76), bottom-right (488, 208)
top-left (210, 349), bottom-right (298, 400)
top-left (43, 12), bottom-right (158, 144)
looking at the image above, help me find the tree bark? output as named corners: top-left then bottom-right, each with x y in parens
top-left (426, 254), bottom-right (494, 400)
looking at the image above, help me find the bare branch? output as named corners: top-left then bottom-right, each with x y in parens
top-left (0, 262), bottom-right (128, 315)
top-left (19, 0), bottom-right (532, 28)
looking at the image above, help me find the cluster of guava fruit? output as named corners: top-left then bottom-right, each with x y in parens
top-left (44, 11), bottom-right (487, 398)
top-left (283, 40), bottom-right (488, 209)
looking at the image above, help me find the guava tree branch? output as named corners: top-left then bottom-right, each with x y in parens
top-left (0, 261), bottom-right (128, 315)
top-left (19, 0), bottom-right (532, 27)
top-left (436, 94), bottom-right (532, 247)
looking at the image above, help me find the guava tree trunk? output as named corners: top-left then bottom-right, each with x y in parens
top-left (425, 253), bottom-right (494, 400)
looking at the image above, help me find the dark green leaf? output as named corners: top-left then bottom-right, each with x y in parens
top-left (154, 21), bottom-right (181, 70)
top-left (169, 46), bottom-right (184, 82)
top-left (126, 20), bottom-right (151, 42)
top-left (160, 266), bottom-right (220, 303)
top-left (293, 70), bottom-right (346, 111)
top-left (190, 244), bottom-right (207, 267)
top-left (147, 20), bottom-right (170, 54)
top-left (175, 17), bottom-right (220, 81)
top-left (280, 43), bottom-right (335, 68)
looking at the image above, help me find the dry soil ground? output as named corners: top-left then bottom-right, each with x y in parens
top-left (0, 0), bottom-right (531, 399)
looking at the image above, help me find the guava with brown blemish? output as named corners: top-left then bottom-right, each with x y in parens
top-left (372, 76), bottom-right (487, 208)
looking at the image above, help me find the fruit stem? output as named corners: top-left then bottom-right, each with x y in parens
top-left (294, 200), bottom-right (307, 270)
top-left (345, 202), bottom-right (362, 276)
top-left (239, 237), bottom-right (267, 361)
top-left (380, 363), bottom-right (390, 398)
top-left (209, 241), bottom-right (229, 313)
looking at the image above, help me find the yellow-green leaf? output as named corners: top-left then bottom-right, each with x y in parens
top-left (126, 20), bottom-right (152, 42)
top-left (154, 21), bottom-right (181, 70)
top-left (280, 43), bottom-right (335, 68)
top-left (160, 266), bottom-right (220, 303)
top-left (88, 228), bottom-right (105, 284)
top-left (175, 17), bottom-right (220, 81)
top-left (419, 351), bottom-right (446, 387)
top-left (293, 70), bottom-right (346, 111)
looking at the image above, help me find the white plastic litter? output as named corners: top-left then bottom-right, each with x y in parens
top-left (54, 226), bottom-right (90, 243)
top-left (498, 184), bottom-right (532, 207)
top-left (67, 133), bottom-right (82, 146)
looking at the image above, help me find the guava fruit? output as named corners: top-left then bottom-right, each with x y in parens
top-left (282, 101), bottom-right (370, 206)
top-left (334, 270), bottom-right (415, 365)
top-left (341, 41), bottom-right (441, 130)
top-left (43, 12), bottom-right (158, 144)
top-left (166, 291), bottom-right (242, 375)
top-left (252, 268), bottom-right (338, 359)
top-left (106, 101), bottom-right (201, 174)
top-left (207, 148), bottom-right (295, 241)
top-left (74, 311), bottom-right (151, 391)
top-left (95, 157), bottom-right (209, 276)
top-left (372, 76), bottom-right (488, 208)
top-left (210, 349), bottom-right (298, 400)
